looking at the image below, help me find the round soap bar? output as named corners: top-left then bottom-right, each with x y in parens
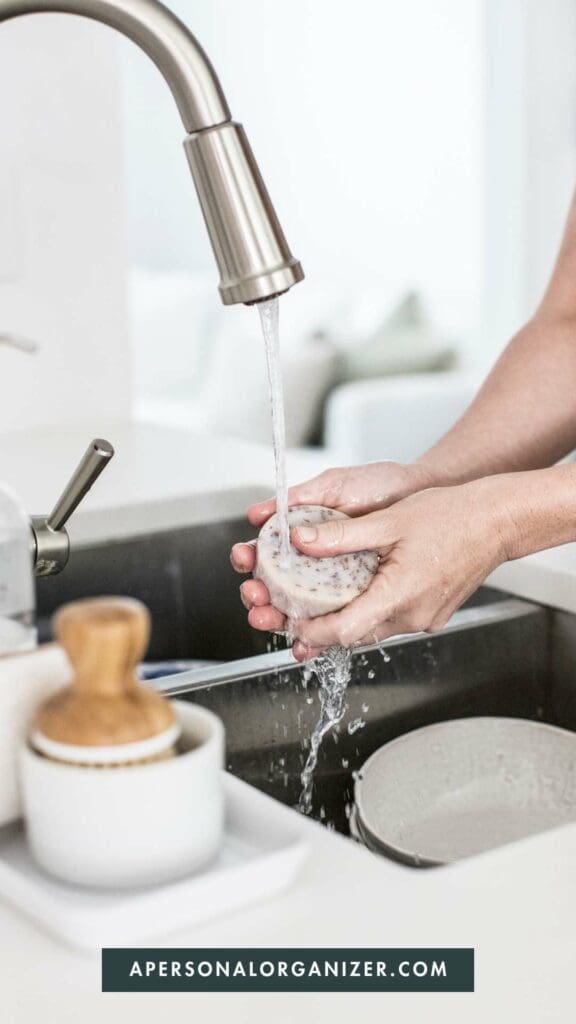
top-left (254, 505), bottom-right (379, 620)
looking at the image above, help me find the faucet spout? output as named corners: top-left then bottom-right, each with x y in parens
top-left (0, 0), bottom-right (304, 303)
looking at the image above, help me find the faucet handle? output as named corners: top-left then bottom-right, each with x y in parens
top-left (46, 438), bottom-right (114, 533)
top-left (32, 439), bottom-right (114, 577)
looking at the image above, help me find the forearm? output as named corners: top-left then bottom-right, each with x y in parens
top-left (288, 463), bottom-right (576, 656)
top-left (414, 312), bottom-right (576, 486)
top-left (482, 463), bottom-right (576, 562)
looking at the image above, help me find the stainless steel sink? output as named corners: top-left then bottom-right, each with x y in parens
top-left (36, 515), bottom-right (572, 840)
top-left (165, 598), bottom-right (550, 832)
top-left (36, 516), bottom-right (270, 661)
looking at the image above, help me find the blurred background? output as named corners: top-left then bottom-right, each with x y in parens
top-left (1, 0), bottom-right (575, 464)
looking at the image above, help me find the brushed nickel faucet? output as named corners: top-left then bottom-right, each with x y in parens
top-left (31, 439), bottom-right (114, 576)
top-left (0, 0), bottom-right (304, 575)
top-left (0, 0), bottom-right (304, 305)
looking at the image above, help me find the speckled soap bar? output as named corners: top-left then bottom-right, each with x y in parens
top-left (254, 505), bottom-right (379, 620)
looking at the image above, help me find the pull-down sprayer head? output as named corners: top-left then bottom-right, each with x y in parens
top-left (0, 0), bottom-right (304, 305)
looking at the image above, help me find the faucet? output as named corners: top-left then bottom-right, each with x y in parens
top-left (0, 338), bottom-right (113, 575)
top-left (0, 0), bottom-right (304, 305)
top-left (31, 438), bottom-right (114, 576)
top-left (0, 0), bottom-right (305, 575)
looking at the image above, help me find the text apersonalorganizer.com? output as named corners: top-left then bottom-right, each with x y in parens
top-left (128, 956), bottom-right (448, 979)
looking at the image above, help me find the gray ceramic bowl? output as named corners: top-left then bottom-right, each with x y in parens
top-left (354, 717), bottom-right (576, 866)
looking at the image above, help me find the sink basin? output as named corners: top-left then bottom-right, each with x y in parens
top-left (170, 598), bottom-right (550, 833)
top-left (36, 514), bottom-right (570, 846)
top-left (36, 515), bottom-right (269, 661)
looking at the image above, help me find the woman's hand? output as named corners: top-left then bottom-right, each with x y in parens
top-left (230, 461), bottom-right (434, 634)
top-left (288, 478), bottom-right (513, 659)
top-left (245, 461), bottom-right (435, 527)
top-left (235, 463), bottom-right (576, 658)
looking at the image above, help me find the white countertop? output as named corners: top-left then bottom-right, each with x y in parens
top-left (1, 794), bottom-right (575, 1022)
top-left (0, 420), bottom-right (331, 546)
top-left (489, 545), bottom-right (576, 615)
top-left (1, 420), bottom-right (576, 1020)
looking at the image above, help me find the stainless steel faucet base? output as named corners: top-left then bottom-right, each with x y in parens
top-left (0, 0), bottom-right (304, 306)
top-left (31, 514), bottom-right (70, 578)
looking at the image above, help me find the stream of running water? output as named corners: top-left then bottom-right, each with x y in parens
top-left (259, 298), bottom-right (291, 570)
top-left (258, 298), bottom-right (352, 814)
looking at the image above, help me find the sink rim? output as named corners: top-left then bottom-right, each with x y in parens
top-left (152, 597), bottom-right (542, 696)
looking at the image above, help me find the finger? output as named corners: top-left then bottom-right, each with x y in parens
top-left (240, 579), bottom-right (270, 609)
top-left (293, 640), bottom-right (325, 662)
top-left (230, 541), bottom-right (256, 573)
top-left (247, 469), bottom-right (348, 526)
top-left (294, 574), bottom-right (395, 649)
top-left (247, 498), bottom-right (277, 527)
top-left (292, 509), bottom-right (393, 558)
top-left (248, 605), bottom-right (286, 632)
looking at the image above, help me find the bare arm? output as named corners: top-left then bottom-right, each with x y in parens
top-left (416, 190), bottom-right (576, 484)
top-left (289, 462), bottom-right (576, 658)
top-left (236, 461), bottom-right (576, 661)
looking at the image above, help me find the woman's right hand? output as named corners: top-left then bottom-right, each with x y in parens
top-left (230, 461), bottom-right (435, 633)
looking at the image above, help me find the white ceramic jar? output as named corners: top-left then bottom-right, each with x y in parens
top-left (19, 701), bottom-right (224, 888)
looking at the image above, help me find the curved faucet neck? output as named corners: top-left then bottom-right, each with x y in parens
top-left (0, 0), bottom-right (231, 132)
top-left (0, 0), bottom-right (304, 304)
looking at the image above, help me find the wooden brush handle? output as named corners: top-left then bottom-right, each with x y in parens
top-left (55, 597), bottom-right (150, 697)
top-left (35, 597), bottom-right (176, 748)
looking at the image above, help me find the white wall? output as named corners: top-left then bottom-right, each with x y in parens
top-left (483, 0), bottom-right (576, 365)
top-left (122, 0), bottom-right (485, 344)
top-left (0, 15), bottom-right (130, 435)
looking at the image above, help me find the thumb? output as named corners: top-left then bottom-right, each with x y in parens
top-left (292, 510), bottom-right (389, 557)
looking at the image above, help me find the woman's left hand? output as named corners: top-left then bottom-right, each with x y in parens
top-left (289, 478), bottom-right (515, 660)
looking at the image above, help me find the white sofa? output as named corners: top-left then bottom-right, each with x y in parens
top-left (324, 372), bottom-right (481, 463)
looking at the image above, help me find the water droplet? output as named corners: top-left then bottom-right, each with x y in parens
top-left (348, 717), bottom-right (366, 735)
top-left (378, 644), bottom-right (391, 663)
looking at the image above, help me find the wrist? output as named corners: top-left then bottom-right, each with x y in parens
top-left (410, 454), bottom-right (471, 491)
top-left (465, 466), bottom-right (576, 564)
top-left (464, 476), bottom-right (525, 564)
top-left (402, 461), bottom-right (443, 494)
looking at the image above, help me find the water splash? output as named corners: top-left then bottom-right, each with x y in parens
top-left (298, 645), bottom-right (352, 815)
top-left (378, 643), bottom-right (391, 664)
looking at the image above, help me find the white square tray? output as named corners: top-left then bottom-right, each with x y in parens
top-left (0, 773), bottom-right (309, 951)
